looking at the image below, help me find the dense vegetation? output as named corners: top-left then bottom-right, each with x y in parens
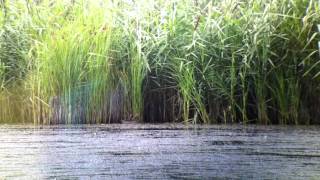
top-left (0, 0), bottom-right (319, 124)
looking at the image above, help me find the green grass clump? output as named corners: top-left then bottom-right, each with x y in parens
top-left (0, 0), bottom-right (319, 124)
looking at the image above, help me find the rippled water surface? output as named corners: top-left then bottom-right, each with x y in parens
top-left (0, 124), bottom-right (320, 179)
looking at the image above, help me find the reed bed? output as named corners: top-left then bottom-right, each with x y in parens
top-left (0, 0), bottom-right (319, 124)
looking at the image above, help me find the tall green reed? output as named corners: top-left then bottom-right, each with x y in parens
top-left (0, 0), bottom-right (319, 124)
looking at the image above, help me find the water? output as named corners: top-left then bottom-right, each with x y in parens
top-left (0, 124), bottom-right (320, 179)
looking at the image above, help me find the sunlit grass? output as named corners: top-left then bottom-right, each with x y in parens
top-left (0, 0), bottom-right (319, 124)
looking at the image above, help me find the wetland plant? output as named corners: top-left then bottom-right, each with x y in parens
top-left (0, 0), bottom-right (319, 125)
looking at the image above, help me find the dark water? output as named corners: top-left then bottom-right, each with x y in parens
top-left (0, 124), bottom-right (320, 179)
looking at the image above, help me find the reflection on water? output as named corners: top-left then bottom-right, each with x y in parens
top-left (0, 124), bottom-right (320, 179)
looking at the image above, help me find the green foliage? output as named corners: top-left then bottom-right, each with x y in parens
top-left (0, 0), bottom-right (319, 124)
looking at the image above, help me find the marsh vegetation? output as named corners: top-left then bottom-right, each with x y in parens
top-left (0, 0), bottom-right (319, 124)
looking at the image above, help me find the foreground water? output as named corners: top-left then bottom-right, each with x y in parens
top-left (0, 124), bottom-right (320, 179)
